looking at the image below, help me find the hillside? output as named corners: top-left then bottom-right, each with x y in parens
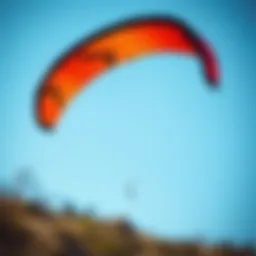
top-left (0, 196), bottom-right (255, 256)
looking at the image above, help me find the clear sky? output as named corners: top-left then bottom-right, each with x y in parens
top-left (0, 0), bottom-right (255, 245)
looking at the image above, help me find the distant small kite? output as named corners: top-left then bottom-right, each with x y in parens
top-left (124, 181), bottom-right (137, 202)
top-left (35, 16), bottom-right (219, 130)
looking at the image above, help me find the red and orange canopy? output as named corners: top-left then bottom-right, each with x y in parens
top-left (35, 16), bottom-right (219, 130)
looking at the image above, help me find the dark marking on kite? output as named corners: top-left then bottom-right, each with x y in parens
top-left (40, 86), bottom-right (65, 107)
top-left (80, 51), bottom-right (116, 67)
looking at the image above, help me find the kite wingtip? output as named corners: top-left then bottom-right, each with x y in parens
top-left (207, 79), bottom-right (220, 90)
top-left (35, 120), bottom-right (56, 133)
top-left (209, 78), bottom-right (220, 87)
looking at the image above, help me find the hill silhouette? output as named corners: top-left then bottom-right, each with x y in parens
top-left (0, 195), bottom-right (255, 256)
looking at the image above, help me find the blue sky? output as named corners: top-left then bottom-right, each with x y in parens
top-left (0, 0), bottom-right (255, 245)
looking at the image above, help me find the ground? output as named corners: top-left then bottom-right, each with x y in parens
top-left (0, 196), bottom-right (255, 256)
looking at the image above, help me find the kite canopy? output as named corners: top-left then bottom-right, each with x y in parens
top-left (35, 16), bottom-right (219, 130)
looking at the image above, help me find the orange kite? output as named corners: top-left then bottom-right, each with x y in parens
top-left (35, 16), bottom-right (219, 130)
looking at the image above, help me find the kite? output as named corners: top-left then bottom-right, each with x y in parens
top-left (35, 16), bottom-right (219, 130)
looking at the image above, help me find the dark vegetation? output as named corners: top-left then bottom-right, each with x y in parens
top-left (0, 171), bottom-right (255, 255)
top-left (0, 196), bottom-right (255, 256)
